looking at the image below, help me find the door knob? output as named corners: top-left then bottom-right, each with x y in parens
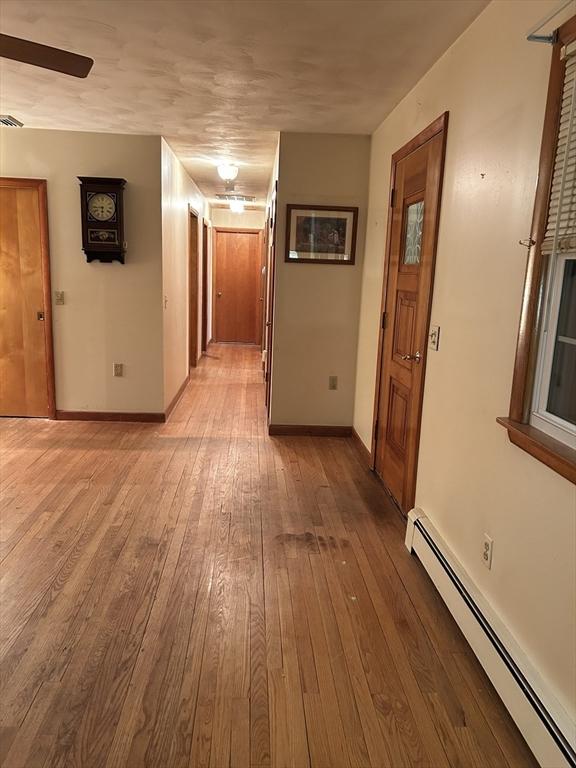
top-left (401, 351), bottom-right (421, 363)
top-left (217, 291), bottom-right (222, 297)
top-left (37, 311), bottom-right (45, 321)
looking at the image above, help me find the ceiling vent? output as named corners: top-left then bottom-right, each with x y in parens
top-left (216, 194), bottom-right (255, 202)
top-left (0, 115), bottom-right (24, 127)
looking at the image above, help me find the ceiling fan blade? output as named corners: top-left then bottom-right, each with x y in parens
top-left (0, 34), bottom-right (93, 78)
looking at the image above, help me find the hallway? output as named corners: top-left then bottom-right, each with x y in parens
top-left (0, 345), bottom-right (536, 768)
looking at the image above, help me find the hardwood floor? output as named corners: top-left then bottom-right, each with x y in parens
top-left (0, 344), bottom-right (537, 768)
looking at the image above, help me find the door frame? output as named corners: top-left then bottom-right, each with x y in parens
top-left (371, 113), bottom-right (449, 510)
top-left (1, 177), bottom-right (56, 418)
top-left (212, 227), bottom-right (264, 345)
top-left (188, 207), bottom-right (199, 369)
top-left (265, 181), bottom-right (278, 418)
top-left (201, 220), bottom-right (209, 352)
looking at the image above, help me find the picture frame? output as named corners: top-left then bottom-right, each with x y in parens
top-left (285, 204), bottom-right (358, 264)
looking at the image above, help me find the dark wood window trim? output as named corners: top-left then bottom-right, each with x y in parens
top-left (498, 15), bottom-right (576, 485)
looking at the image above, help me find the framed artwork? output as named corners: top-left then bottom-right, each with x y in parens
top-left (285, 204), bottom-right (358, 264)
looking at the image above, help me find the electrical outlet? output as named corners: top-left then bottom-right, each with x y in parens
top-left (482, 534), bottom-right (494, 569)
top-left (429, 325), bottom-right (440, 351)
top-left (328, 375), bottom-right (338, 391)
top-left (54, 290), bottom-right (65, 306)
top-left (113, 363), bottom-right (124, 377)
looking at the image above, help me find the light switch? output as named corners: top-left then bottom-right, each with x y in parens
top-left (429, 325), bottom-right (440, 351)
top-left (55, 291), bottom-right (65, 305)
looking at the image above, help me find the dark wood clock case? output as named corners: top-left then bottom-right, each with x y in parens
top-left (78, 177), bottom-right (127, 263)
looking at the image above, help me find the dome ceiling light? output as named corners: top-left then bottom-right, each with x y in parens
top-left (217, 163), bottom-right (239, 181)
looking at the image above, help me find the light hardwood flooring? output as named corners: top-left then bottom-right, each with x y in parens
top-left (0, 344), bottom-right (538, 768)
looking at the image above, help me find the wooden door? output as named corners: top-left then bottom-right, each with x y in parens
top-left (189, 211), bottom-right (199, 368)
top-left (373, 114), bottom-right (448, 514)
top-left (214, 229), bottom-right (262, 344)
top-left (0, 178), bottom-right (55, 417)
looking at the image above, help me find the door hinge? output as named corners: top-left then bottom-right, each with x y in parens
top-left (390, 188), bottom-right (395, 208)
top-left (381, 311), bottom-right (387, 330)
top-left (374, 418), bottom-right (379, 436)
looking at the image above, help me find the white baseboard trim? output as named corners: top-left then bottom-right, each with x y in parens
top-left (406, 508), bottom-right (575, 768)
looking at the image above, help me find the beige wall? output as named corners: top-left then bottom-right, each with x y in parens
top-left (210, 207), bottom-right (266, 229)
top-left (271, 132), bottom-right (370, 426)
top-left (160, 140), bottom-right (206, 409)
top-left (353, 0), bottom-right (576, 720)
top-left (0, 127), bottom-right (164, 413)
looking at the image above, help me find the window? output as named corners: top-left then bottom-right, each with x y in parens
top-left (532, 255), bottom-right (576, 443)
top-left (531, 43), bottom-right (576, 447)
top-left (499, 16), bottom-right (576, 483)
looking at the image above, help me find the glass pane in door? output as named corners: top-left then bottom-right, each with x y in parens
top-left (403, 201), bottom-right (424, 265)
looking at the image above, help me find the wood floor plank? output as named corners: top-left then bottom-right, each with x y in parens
top-left (0, 343), bottom-right (538, 768)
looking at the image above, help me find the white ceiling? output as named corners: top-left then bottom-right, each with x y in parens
top-left (0, 0), bottom-right (488, 204)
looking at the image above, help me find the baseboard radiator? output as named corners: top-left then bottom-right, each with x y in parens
top-left (406, 509), bottom-right (575, 768)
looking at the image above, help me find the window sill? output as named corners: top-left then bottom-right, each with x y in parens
top-left (497, 417), bottom-right (576, 484)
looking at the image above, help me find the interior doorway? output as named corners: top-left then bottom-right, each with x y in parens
top-left (372, 113), bottom-right (448, 514)
top-left (213, 228), bottom-right (263, 344)
top-left (0, 177), bottom-right (55, 418)
top-left (189, 209), bottom-right (199, 369)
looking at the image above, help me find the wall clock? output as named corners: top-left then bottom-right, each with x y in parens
top-left (78, 177), bottom-right (127, 263)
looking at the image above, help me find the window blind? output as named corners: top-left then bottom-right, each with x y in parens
top-left (542, 40), bottom-right (576, 254)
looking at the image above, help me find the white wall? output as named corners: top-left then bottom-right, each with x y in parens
top-left (271, 132), bottom-right (370, 426)
top-left (161, 139), bottom-right (206, 409)
top-left (210, 207), bottom-right (266, 229)
top-left (353, 0), bottom-right (576, 722)
top-left (0, 127), bottom-right (164, 413)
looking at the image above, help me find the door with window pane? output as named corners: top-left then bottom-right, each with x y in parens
top-left (373, 116), bottom-right (448, 513)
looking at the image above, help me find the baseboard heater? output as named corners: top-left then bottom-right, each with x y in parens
top-left (406, 509), bottom-right (575, 768)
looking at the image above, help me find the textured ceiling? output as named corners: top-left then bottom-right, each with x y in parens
top-left (0, 0), bottom-right (488, 203)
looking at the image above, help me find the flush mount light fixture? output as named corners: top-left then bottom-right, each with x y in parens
top-left (229, 199), bottom-right (245, 213)
top-left (217, 163), bottom-right (239, 181)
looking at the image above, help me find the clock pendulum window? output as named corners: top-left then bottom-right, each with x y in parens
top-left (78, 177), bottom-right (127, 263)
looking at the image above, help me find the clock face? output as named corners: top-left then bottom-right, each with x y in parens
top-left (88, 192), bottom-right (116, 222)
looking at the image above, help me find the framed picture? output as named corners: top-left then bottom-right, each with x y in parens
top-left (285, 204), bottom-right (358, 264)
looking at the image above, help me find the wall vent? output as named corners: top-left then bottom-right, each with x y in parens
top-left (0, 115), bottom-right (24, 127)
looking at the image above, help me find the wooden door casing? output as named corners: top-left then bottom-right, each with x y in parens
top-left (265, 183), bottom-right (278, 416)
top-left (0, 177), bottom-right (55, 418)
top-left (201, 221), bottom-right (209, 353)
top-left (373, 114), bottom-right (448, 514)
top-left (214, 229), bottom-right (262, 345)
top-left (189, 211), bottom-right (199, 368)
